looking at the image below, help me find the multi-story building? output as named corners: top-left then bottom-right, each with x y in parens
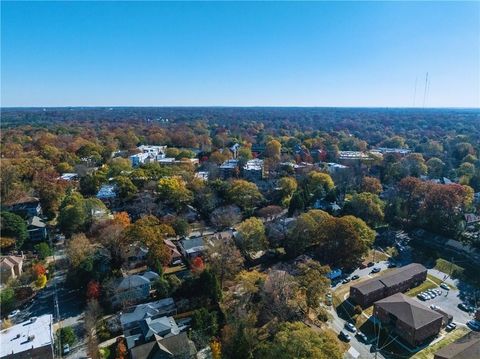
top-left (374, 293), bottom-right (443, 347)
top-left (350, 263), bottom-right (427, 308)
top-left (0, 315), bottom-right (54, 359)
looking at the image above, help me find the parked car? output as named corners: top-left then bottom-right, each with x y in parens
top-left (342, 278), bottom-right (351, 284)
top-left (440, 283), bottom-right (450, 290)
top-left (387, 262), bottom-right (397, 268)
top-left (434, 289), bottom-right (442, 296)
top-left (367, 262), bottom-right (375, 267)
top-left (63, 344), bottom-right (70, 355)
top-left (445, 322), bottom-right (457, 332)
top-left (359, 263), bottom-right (367, 269)
top-left (345, 322), bottom-right (357, 333)
top-left (351, 275), bottom-right (360, 280)
top-left (340, 331), bottom-right (351, 342)
top-left (430, 305), bottom-right (439, 310)
top-left (467, 320), bottom-right (480, 331)
top-left (356, 332), bottom-right (368, 343)
top-left (418, 293), bottom-right (427, 301)
top-left (371, 267), bottom-right (381, 274)
top-left (7, 310), bottom-right (20, 319)
top-left (458, 303), bottom-right (470, 312)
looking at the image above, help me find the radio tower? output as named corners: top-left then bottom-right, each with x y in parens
top-left (422, 72), bottom-right (429, 108)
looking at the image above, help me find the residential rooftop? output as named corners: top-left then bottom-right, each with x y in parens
top-left (0, 315), bottom-right (53, 358)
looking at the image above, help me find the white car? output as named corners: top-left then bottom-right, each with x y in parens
top-left (430, 305), bottom-right (439, 310)
top-left (7, 310), bottom-right (20, 319)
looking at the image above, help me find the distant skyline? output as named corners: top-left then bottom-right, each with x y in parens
top-left (1, 1), bottom-right (479, 108)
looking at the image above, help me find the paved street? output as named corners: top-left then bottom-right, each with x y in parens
top-left (13, 239), bottom-right (88, 358)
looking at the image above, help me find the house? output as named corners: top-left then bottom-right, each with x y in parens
top-left (4, 197), bottom-right (41, 218)
top-left (125, 316), bottom-right (180, 349)
top-left (130, 332), bottom-right (197, 359)
top-left (0, 255), bottom-right (24, 282)
top-left (58, 173), bottom-right (79, 181)
top-left (374, 293), bottom-right (443, 347)
top-left (164, 240), bottom-right (182, 265)
top-left (350, 263), bottom-right (427, 308)
top-left (27, 216), bottom-right (47, 242)
top-left (96, 184), bottom-right (117, 200)
top-left (0, 315), bottom-right (54, 359)
top-left (112, 272), bottom-right (159, 308)
top-left (120, 298), bottom-right (177, 330)
top-left (130, 145), bottom-right (167, 167)
top-left (375, 147), bottom-right (411, 156)
top-left (178, 237), bottom-right (206, 260)
top-left (434, 331), bottom-right (480, 359)
top-left (219, 159), bottom-right (239, 179)
top-left (243, 159), bottom-right (264, 181)
top-left (326, 162), bottom-right (349, 173)
top-left (123, 243), bottom-right (149, 269)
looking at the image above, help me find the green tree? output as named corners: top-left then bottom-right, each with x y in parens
top-left (288, 190), bottom-right (305, 216)
top-left (236, 217), bottom-right (268, 252)
top-left (34, 242), bottom-right (53, 260)
top-left (426, 157), bottom-right (445, 178)
top-left (0, 288), bottom-right (15, 314)
top-left (58, 326), bottom-right (76, 347)
top-left (296, 260), bottom-right (331, 310)
top-left (0, 211), bottom-right (28, 248)
top-left (344, 192), bottom-right (385, 227)
top-left (115, 176), bottom-right (137, 200)
top-left (58, 192), bottom-right (87, 235)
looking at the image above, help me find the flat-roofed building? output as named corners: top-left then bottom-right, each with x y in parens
top-left (0, 315), bottom-right (54, 359)
top-left (374, 293), bottom-right (443, 347)
top-left (350, 263), bottom-right (427, 308)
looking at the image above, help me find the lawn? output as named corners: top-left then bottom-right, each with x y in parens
top-left (406, 281), bottom-right (437, 297)
top-left (363, 249), bottom-right (389, 263)
top-left (427, 274), bottom-right (456, 290)
top-left (434, 259), bottom-right (464, 278)
top-left (412, 327), bottom-right (469, 359)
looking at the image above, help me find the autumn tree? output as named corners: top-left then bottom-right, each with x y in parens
top-left (227, 180), bottom-right (263, 213)
top-left (361, 176), bottom-right (382, 194)
top-left (86, 280), bottom-right (101, 300)
top-left (265, 140), bottom-right (281, 161)
top-left (427, 157), bottom-right (445, 178)
top-left (258, 321), bottom-right (343, 359)
top-left (66, 233), bottom-right (95, 269)
top-left (296, 259), bottom-right (330, 310)
top-left (278, 176), bottom-right (297, 206)
top-left (125, 216), bottom-right (175, 267)
top-left (210, 205), bottom-right (242, 229)
top-left (305, 171), bottom-right (334, 201)
top-left (157, 176), bottom-right (193, 210)
top-left (207, 237), bottom-right (244, 286)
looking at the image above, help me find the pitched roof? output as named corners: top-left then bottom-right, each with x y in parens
top-left (130, 332), bottom-right (196, 359)
top-left (434, 331), bottom-right (480, 359)
top-left (117, 275), bottom-right (150, 290)
top-left (351, 263), bottom-right (426, 295)
top-left (139, 316), bottom-right (179, 340)
top-left (374, 293), bottom-right (443, 329)
top-left (120, 298), bottom-right (176, 329)
top-left (0, 255), bottom-right (23, 268)
top-left (28, 216), bottom-right (46, 228)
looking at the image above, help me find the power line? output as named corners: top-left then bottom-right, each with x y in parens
top-left (413, 76), bottom-right (418, 107)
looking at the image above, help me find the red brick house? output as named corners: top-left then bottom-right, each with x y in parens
top-left (374, 293), bottom-right (443, 347)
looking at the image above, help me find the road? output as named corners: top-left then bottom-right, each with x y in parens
top-left (14, 239), bottom-right (88, 359)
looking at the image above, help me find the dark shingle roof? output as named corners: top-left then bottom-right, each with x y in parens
top-left (374, 293), bottom-right (442, 329)
top-left (351, 263), bottom-right (426, 296)
top-left (434, 331), bottom-right (480, 359)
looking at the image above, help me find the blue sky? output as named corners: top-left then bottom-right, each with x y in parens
top-left (1, 1), bottom-right (479, 107)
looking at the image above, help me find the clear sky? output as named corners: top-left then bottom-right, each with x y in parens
top-left (1, 1), bottom-right (479, 108)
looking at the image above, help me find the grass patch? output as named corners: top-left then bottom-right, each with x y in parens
top-left (406, 281), bottom-right (437, 297)
top-left (363, 249), bottom-right (389, 263)
top-left (412, 327), bottom-right (469, 359)
top-left (427, 274), bottom-right (456, 290)
top-left (434, 259), bottom-right (464, 278)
